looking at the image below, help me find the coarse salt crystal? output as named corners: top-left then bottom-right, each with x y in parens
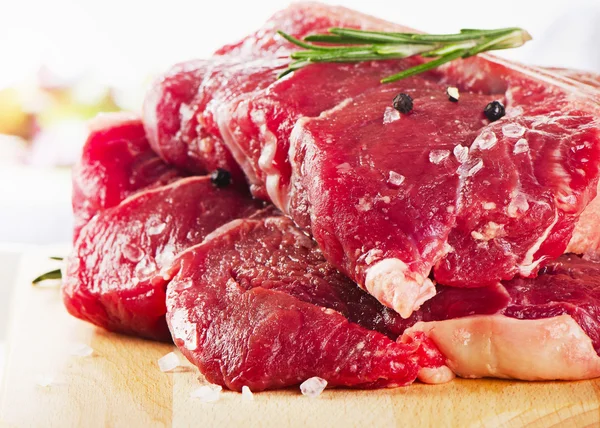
top-left (158, 352), bottom-right (180, 372)
top-left (242, 385), bottom-right (254, 401)
top-left (429, 149), bottom-right (450, 165)
top-left (468, 159), bottom-right (484, 177)
top-left (364, 249), bottom-right (383, 265)
top-left (507, 106), bottom-right (524, 118)
top-left (36, 375), bottom-right (54, 388)
top-left (472, 130), bottom-right (497, 150)
top-left (179, 103), bottom-right (194, 124)
top-left (453, 145), bottom-right (469, 163)
top-left (135, 258), bottom-right (156, 278)
top-left (502, 123), bottom-right (526, 138)
top-left (136, 265), bottom-right (155, 277)
top-left (190, 385), bottom-right (222, 402)
top-left (482, 202), bottom-right (496, 210)
top-left (483, 222), bottom-right (504, 240)
top-left (300, 377), bottom-right (327, 398)
top-left (147, 223), bottom-right (166, 236)
top-left (356, 197), bottom-right (372, 212)
top-left (471, 231), bottom-right (485, 240)
top-left (442, 242), bottom-right (455, 254)
top-left (559, 194), bottom-right (577, 206)
top-left (387, 171), bottom-right (405, 187)
top-left (122, 243), bottom-right (144, 263)
top-left (70, 343), bottom-right (94, 357)
top-left (155, 244), bottom-right (176, 267)
top-left (507, 192), bottom-right (529, 217)
top-left (513, 138), bottom-right (529, 154)
top-left (336, 163), bottom-right (352, 173)
top-left (383, 106), bottom-right (400, 124)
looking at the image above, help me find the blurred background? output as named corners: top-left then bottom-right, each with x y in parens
top-left (1, 0), bottom-right (599, 245)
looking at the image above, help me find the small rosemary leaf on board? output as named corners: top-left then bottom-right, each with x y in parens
top-left (32, 268), bottom-right (62, 285)
top-left (49, 256), bottom-right (64, 261)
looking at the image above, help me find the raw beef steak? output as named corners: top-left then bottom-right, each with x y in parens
top-left (63, 176), bottom-right (262, 341)
top-left (143, 58), bottom-right (251, 185)
top-left (165, 215), bottom-right (452, 391)
top-left (145, 4), bottom-right (600, 318)
top-left (407, 254), bottom-right (600, 380)
top-left (143, 4), bottom-right (417, 200)
top-left (72, 113), bottom-right (182, 241)
top-left (166, 215), bottom-right (600, 387)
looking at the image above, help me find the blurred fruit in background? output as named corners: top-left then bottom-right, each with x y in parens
top-left (0, 87), bottom-right (36, 140)
top-left (0, 68), bottom-right (147, 167)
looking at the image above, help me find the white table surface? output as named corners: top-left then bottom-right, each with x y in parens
top-left (0, 244), bottom-right (69, 387)
top-left (0, 247), bottom-right (23, 386)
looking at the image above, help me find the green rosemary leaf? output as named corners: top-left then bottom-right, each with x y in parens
top-left (304, 34), bottom-right (381, 44)
top-left (420, 40), bottom-right (477, 57)
top-left (464, 29), bottom-right (531, 57)
top-left (380, 49), bottom-right (467, 83)
top-left (278, 31), bottom-right (338, 50)
top-left (329, 28), bottom-right (432, 44)
top-left (375, 44), bottom-right (440, 57)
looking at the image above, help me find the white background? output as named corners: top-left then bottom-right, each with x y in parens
top-left (1, 0), bottom-right (599, 91)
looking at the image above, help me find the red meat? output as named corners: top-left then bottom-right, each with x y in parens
top-left (72, 113), bottom-right (182, 241)
top-left (165, 215), bottom-right (450, 391)
top-left (64, 176), bottom-right (262, 341)
top-left (166, 215), bottom-right (600, 386)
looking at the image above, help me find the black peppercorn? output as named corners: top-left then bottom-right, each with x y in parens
top-left (210, 168), bottom-right (232, 188)
top-left (392, 93), bottom-right (413, 114)
top-left (484, 101), bottom-right (505, 122)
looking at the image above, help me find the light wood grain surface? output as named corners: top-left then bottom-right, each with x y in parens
top-left (1, 249), bottom-right (599, 427)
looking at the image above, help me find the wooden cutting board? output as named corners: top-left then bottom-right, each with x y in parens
top-left (1, 249), bottom-right (599, 427)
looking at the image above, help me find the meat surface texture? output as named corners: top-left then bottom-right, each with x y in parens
top-left (72, 112), bottom-right (182, 241)
top-left (165, 215), bottom-right (451, 391)
top-left (145, 2), bottom-right (600, 317)
top-left (143, 59), bottom-right (247, 186)
top-left (64, 176), bottom-right (261, 341)
top-left (404, 255), bottom-right (600, 380)
top-left (166, 214), bottom-right (600, 385)
top-left (65, 115), bottom-right (262, 340)
top-left (64, 174), bottom-right (262, 341)
top-left (142, 5), bottom-right (414, 199)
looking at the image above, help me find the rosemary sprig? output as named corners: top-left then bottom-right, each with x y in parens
top-left (278, 27), bottom-right (531, 83)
